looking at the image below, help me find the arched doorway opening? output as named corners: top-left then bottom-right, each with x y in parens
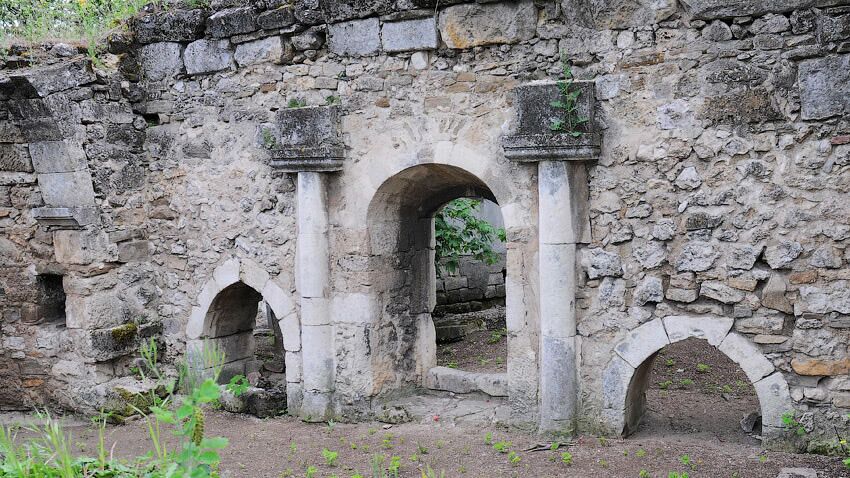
top-left (365, 164), bottom-right (510, 398)
top-left (602, 315), bottom-right (793, 447)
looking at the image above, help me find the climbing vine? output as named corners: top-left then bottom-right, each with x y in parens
top-left (549, 54), bottom-right (589, 137)
top-left (434, 198), bottom-right (506, 276)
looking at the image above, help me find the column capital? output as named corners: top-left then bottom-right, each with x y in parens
top-left (501, 81), bottom-right (601, 162)
top-left (269, 105), bottom-right (345, 173)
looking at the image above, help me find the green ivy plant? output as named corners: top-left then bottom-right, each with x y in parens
top-left (434, 198), bottom-right (506, 276)
top-left (549, 54), bottom-right (589, 137)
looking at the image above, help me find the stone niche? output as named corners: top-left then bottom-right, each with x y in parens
top-left (502, 81), bottom-right (601, 161)
top-left (268, 105), bottom-right (345, 172)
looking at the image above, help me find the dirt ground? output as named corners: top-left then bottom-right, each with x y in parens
top-left (6, 409), bottom-right (844, 478)
top-left (637, 338), bottom-right (763, 445)
top-left (437, 328), bottom-right (507, 373)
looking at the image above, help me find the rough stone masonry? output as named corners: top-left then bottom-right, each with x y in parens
top-left (1, 0), bottom-right (850, 451)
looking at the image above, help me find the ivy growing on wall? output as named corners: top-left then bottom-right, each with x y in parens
top-left (434, 198), bottom-right (506, 276)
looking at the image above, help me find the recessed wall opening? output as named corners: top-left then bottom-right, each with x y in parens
top-left (367, 164), bottom-right (510, 398)
top-left (203, 282), bottom-right (286, 389)
top-left (35, 274), bottom-right (66, 325)
top-left (627, 338), bottom-right (761, 445)
top-left (433, 198), bottom-right (507, 374)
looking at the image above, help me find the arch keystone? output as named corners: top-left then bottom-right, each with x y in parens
top-left (614, 318), bottom-right (669, 368)
top-left (662, 314), bottom-right (733, 346)
top-left (718, 332), bottom-right (775, 382)
top-left (213, 258), bottom-right (240, 288)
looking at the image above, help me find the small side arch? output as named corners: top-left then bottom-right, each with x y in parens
top-left (601, 315), bottom-right (793, 445)
top-left (185, 257), bottom-right (300, 382)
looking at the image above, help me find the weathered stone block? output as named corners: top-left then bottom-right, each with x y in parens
top-left (718, 332), bottom-right (774, 383)
top-left (134, 9), bottom-right (206, 44)
top-left (320, 0), bottom-right (394, 23)
top-left (327, 18), bottom-right (380, 56)
top-left (798, 54), bottom-right (850, 120)
top-left (0, 144), bottom-right (32, 172)
top-left (291, 30), bottom-right (325, 51)
top-left (700, 280), bottom-right (745, 304)
top-left (791, 357), bottom-right (850, 376)
top-left (66, 292), bottom-right (128, 329)
top-left (138, 42), bottom-right (183, 81)
top-left (184, 39), bottom-right (234, 75)
top-left (271, 106), bottom-right (344, 171)
top-left (28, 141), bottom-right (87, 173)
top-left (234, 36), bottom-right (284, 67)
top-left (681, 0), bottom-right (813, 20)
top-left (381, 18), bottom-right (439, 52)
top-left (257, 6), bottom-right (296, 30)
top-left (54, 230), bottom-right (115, 265)
top-left (663, 314), bottom-right (733, 346)
top-left (426, 367), bottom-right (508, 397)
top-left (615, 319), bottom-right (669, 368)
top-left (438, 1), bottom-right (537, 49)
top-left (38, 171), bottom-right (96, 207)
top-left (206, 7), bottom-right (257, 39)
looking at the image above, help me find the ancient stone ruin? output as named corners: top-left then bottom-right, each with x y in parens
top-left (2, 0), bottom-right (850, 451)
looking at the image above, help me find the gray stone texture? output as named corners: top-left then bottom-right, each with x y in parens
top-left (234, 36), bottom-right (284, 66)
top-left (327, 18), bottom-right (380, 56)
top-left (381, 18), bottom-right (439, 52)
top-left (798, 54), bottom-right (850, 120)
top-left (207, 7), bottom-right (257, 39)
top-left (184, 39), bottom-right (234, 75)
top-left (138, 42), bottom-right (183, 81)
top-left (134, 9), bottom-right (206, 44)
top-left (438, 1), bottom-right (537, 49)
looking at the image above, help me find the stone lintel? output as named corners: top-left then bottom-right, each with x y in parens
top-left (502, 133), bottom-right (602, 161)
top-left (32, 206), bottom-right (99, 229)
top-left (271, 106), bottom-right (345, 173)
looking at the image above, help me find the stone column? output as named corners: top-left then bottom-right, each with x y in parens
top-left (297, 171), bottom-right (334, 419)
top-left (538, 160), bottom-right (579, 433)
top-left (502, 81), bottom-right (600, 435)
top-left (271, 106), bottom-right (345, 421)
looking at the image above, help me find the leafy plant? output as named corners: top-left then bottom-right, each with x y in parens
top-left (507, 451), bottom-right (521, 466)
top-left (561, 451), bottom-right (573, 464)
top-left (488, 328), bottom-right (507, 344)
top-left (484, 432), bottom-right (492, 445)
top-left (658, 380), bottom-right (673, 390)
top-left (492, 440), bottom-right (511, 453)
top-left (387, 455), bottom-right (401, 478)
top-left (435, 198), bottom-right (505, 276)
top-left (665, 358), bottom-right (675, 367)
top-left (696, 363), bottom-right (711, 374)
top-left (781, 411), bottom-right (807, 436)
top-left (680, 378), bottom-right (694, 387)
top-left (227, 374), bottom-right (250, 397)
top-left (446, 361), bottom-right (458, 369)
top-left (549, 53), bottom-right (588, 137)
top-left (287, 97), bottom-right (307, 108)
top-left (323, 448), bottom-right (339, 467)
top-left (639, 470), bottom-right (650, 478)
top-left (306, 464), bottom-right (318, 478)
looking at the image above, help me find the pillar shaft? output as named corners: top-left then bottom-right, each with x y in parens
top-left (538, 160), bottom-right (578, 433)
top-left (296, 171), bottom-right (334, 420)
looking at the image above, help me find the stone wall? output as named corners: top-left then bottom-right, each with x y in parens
top-left (1, 0), bottom-right (849, 449)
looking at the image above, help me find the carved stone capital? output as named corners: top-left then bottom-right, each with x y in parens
top-left (268, 105), bottom-right (345, 173)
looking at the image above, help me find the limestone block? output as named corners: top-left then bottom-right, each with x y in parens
top-left (539, 243), bottom-right (576, 338)
top-left (134, 9), bottom-right (206, 44)
top-left (285, 350), bottom-right (302, 382)
top-left (674, 241), bottom-right (718, 272)
top-left (332, 293), bottom-right (377, 324)
top-left (138, 42), bottom-right (183, 81)
top-left (300, 297), bottom-right (329, 327)
top-left (213, 258), bottom-right (240, 289)
top-left (196, 279), bottom-right (222, 311)
top-left (184, 39), bottom-right (233, 75)
top-left (262, 280), bottom-right (296, 319)
top-left (754, 372), bottom-right (793, 429)
top-left (234, 36), bottom-right (284, 67)
top-left (301, 324), bottom-right (333, 392)
top-left (0, 144), bottom-right (32, 172)
top-left (297, 234), bottom-right (329, 298)
top-left (809, 245), bottom-right (842, 269)
top-left (735, 312), bottom-right (784, 335)
top-left (634, 276), bottom-right (663, 305)
top-left (300, 390), bottom-right (332, 420)
top-left (718, 332), bottom-right (774, 382)
top-left (798, 54), bottom-right (850, 120)
top-left (327, 18), bottom-right (380, 56)
top-left (602, 354), bottom-right (634, 410)
top-left (117, 241), bottom-right (151, 263)
top-left (186, 306), bottom-right (204, 340)
top-left (258, 7), bottom-right (296, 30)
top-left (291, 30), bottom-right (325, 51)
top-left (38, 171), bottom-right (96, 207)
top-left (797, 282), bottom-right (850, 315)
top-left (438, 1), bottom-right (536, 49)
top-left (239, 260), bottom-right (270, 292)
top-left (614, 319), bottom-right (669, 368)
top-left (699, 280), bottom-right (745, 304)
top-left (381, 18), bottom-right (439, 52)
top-left (764, 240), bottom-right (802, 269)
top-left (320, 0), bottom-right (392, 23)
top-left (54, 230), bottom-right (114, 265)
top-left (279, 312), bottom-right (301, 351)
top-left (791, 357), bottom-right (850, 376)
top-left (586, 248), bottom-right (623, 279)
top-left (212, 330), bottom-right (255, 362)
top-left (426, 367), bottom-right (508, 397)
top-left (728, 244), bottom-right (761, 270)
top-left (539, 335), bottom-right (577, 429)
top-left (680, 0), bottom-right (809, 20)
top-left (662, 314), bottom-right (733, 346)
top-left (206, 7), bottom-right (257, 39)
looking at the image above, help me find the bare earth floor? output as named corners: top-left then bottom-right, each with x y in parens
top-left (3, 405), bottom-right (847, 478)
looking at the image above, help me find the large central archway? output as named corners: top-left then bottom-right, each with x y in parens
top-left (365, 164), bottom-right (506, 394)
